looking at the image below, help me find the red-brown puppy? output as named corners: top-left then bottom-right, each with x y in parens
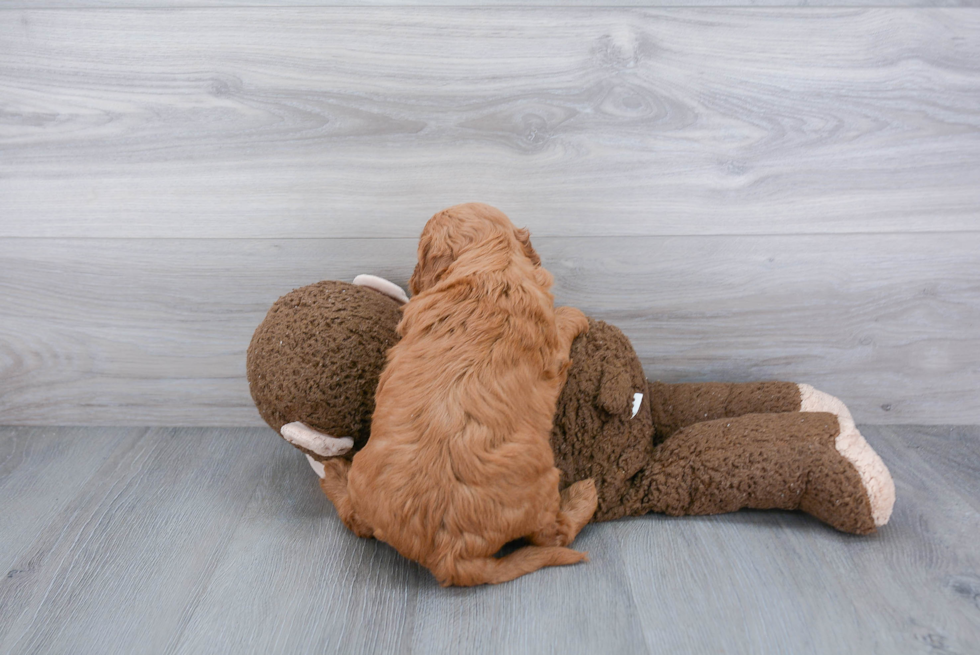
top-left (319, 203), bottom-right (597, 586)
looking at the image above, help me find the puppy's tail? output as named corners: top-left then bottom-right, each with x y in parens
top-left (434, 546), bottom-right (588, 587)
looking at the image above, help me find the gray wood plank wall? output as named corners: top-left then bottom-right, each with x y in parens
top-left (1, 8), bottom-right (978, 426)
top-left (7, 1), bottom-right (980, 7)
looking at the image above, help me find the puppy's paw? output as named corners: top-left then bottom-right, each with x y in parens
top-left (318, 457), bottom-right (352, 500)
top-left (561, 478), bottom-right (599, 520)
top-left (555, 306), bottom-right (589, 337)
top-left (556, 478), bottom-right (598, 544)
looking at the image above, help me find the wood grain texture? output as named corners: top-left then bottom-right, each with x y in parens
top-left (880, 424), bottom-right (980, 515)
top-left (0, 427), bottom-right (275, 654)
top-left (614, 426), bottom-right (980, 654)
top-left (833, 427), bottom-right (980, 653)
top-left (1, 426), bottom-right (978, 654)
top-left (8, 0), bottom-right (980, 7)
top-left (2, 234), bottom-right (977, 426)
top-left (406, 522), bottom-right (649, 654)
top-left (0, 427), bottom-right (144, 575)
top-left (2, 9), bottom-right (979, 238)
top-left (171, 430), bottom-right (426, 654)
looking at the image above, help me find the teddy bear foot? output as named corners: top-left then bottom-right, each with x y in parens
top-left (281, 421), bottom-right (354, 459)
top-left (798, 384), bottom-right (896, 530)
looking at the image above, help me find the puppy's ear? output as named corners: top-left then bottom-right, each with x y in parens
top-left (514, 227), bottom-right (541, 267)
top-left (409, 238), bottom-right (455, 296)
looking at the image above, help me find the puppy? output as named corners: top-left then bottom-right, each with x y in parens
top-left (319, 203), bottom-right (597, 586)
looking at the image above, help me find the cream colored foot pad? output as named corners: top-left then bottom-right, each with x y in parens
top-left (798, 384), bottom-right (896, 527)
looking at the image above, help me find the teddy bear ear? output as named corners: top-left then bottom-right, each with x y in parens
top-left (598, 365), bottom-right (634, 415)
top-left (352, 275), bottom-right (410, 304)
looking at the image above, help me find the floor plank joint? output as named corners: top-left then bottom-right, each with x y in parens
top-left (1, 425), bottom-right (977, 654)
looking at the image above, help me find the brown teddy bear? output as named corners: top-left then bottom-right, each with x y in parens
top-left (248, 276), bottom-right (894, 535)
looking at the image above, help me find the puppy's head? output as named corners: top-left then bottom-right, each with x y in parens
top-left (409, 203), bottom-right (540, 296)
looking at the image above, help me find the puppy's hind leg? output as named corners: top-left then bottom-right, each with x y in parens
top-left (319, 459), bottom-right (374, 539)
top-left (529, 478), bottom-right (598, 548)
top-left (429, 479), bottom-right (597, 586)
top-left (558, 478), bottom-right (599, 541)
top-left (434, 546), bottom-right (589, 587)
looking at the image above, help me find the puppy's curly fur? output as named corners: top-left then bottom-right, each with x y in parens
top-left (319, 203), bottom-right (597, 586)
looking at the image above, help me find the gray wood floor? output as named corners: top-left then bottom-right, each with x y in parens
top-left (1, 425), bottom-right (978, 654)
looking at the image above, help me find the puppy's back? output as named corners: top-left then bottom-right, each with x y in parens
top-left (347, 272), bottom-right (565, 576)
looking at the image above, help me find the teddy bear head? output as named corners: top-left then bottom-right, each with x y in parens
top-left (246, 281), bottom-right (402, 452)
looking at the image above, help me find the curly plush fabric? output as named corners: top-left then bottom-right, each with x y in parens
top-left (549, 321), bottom-right (876, 532)
top-left (246, 281), bottom-right (889, 534)
top-left (550, 319), bottom-right (656, 522)
top-left (648, 381), bottom-right (802, 442)
top-left (247, 281), bottom-right (402, 453)
top-left (626, 412), bottom-right (876, 534)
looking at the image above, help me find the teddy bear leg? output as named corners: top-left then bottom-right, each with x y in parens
top-left (635, 411), bottom-right (892, 534)
top-left (646, 381), bottom-right (895, 530)
top-left (797, 384), bottom-right (896, 531)
top-left (647, 381), bottom-right (803, 441)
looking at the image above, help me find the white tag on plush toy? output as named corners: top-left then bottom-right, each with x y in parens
top-left (631, 392), bottom-right (643, 419)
